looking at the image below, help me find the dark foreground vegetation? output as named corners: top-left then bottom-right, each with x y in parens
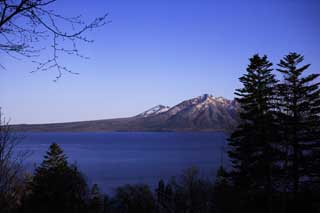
top-left (0, 52), bottom-right (319, 213)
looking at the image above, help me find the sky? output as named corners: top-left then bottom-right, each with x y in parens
top-left (1, 0), bottom-right (320, 124)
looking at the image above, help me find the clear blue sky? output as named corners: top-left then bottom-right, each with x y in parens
top-left (1, 0), bottom-right (320, 124)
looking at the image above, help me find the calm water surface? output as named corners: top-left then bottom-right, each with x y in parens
top-left (17, 132), bottom-right (229, 193)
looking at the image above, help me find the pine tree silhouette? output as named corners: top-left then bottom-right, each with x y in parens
top-left (39, 143), bottom-right (67, 170)
top-left (89, 184), bottom-right (103, 213)
top-left (228, 54), bottom-right (279, 213)
top-left (276, 52), bottom-right (320, 196)
top-left (26, 143), bottom-right (88, 213)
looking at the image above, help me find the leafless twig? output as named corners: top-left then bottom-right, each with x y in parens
top-left (0, 0), bottom-right (109, 80)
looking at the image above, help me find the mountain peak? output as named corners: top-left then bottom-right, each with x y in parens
top-left (15, 94), bottom-right (239, 132)
top-left (150, 94), bottom-right (239, 130)
top-left (195, 94), bottom-right (228, 104)
top-left (198, 94), bottom-right (213, 101)
top-left (138, 105), bottom-right (170, 117)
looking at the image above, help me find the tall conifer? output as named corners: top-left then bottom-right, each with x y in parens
top-left (27, 143), bottom-right (88, 213)
top-left (276, 53), bottom-right (320, 194)
top-left (228, 54), bottom-right (279, 212)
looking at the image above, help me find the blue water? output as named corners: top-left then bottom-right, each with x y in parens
top-left (17, 132), bottom-right (229, 193)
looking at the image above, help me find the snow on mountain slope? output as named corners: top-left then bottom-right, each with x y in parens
top-left (152, 94), bottom-right (240, 130)
top-left (165, 94), bottom-right (231, 116)
top-left (14, 94), bottom-right (239, 132)
top-left (137, 105), bottom-right (170, 117)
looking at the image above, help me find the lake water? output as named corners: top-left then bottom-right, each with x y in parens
top-left (17, 132), bottom-right (229, 193)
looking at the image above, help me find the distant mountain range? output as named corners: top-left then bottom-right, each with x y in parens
top-left (14, 94), bottom-right (240, 132)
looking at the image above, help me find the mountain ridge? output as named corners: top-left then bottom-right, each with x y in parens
top-left (13, 94), bottom-right (240, 132)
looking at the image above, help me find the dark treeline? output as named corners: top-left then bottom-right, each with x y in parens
top-left (0, 52), bottom-right (319, 213)
top-left (227, 52), bottom-right (320, 213)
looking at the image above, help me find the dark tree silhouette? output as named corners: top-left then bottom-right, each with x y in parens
top-left (156, 179), bottom-right (166, 208)
top-left (228, 54), bottom-right (279, 213)
top-left (276, 53), bottom-right (320, 198)
top-left (0, 0), bottom-right (108, 80)
top-left (88, 183), bottom-right (103, 213)
top-left (112, 184), bottom-right (156, 213)
top-left (26, 143), bottom-right (89, 213)
top-left (169, 167), bottom-right (215, 213)
top-left (213, 166), bottom-right (236, 213)
top-left (0, 109), bottom-right (27, 212)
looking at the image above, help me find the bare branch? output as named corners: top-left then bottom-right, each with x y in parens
top-left (0, 0), bottom-right (109, 80)
top-left (0, 109), bottom-right (29, 203)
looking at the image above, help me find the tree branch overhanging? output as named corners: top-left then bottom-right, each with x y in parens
top-left (0, 0), bottom-right (109, 80)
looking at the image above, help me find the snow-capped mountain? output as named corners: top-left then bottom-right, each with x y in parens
top-left (14, 94), bottom-right (240, 132)
top-left (137, 105), bottom-right (170, 117)
top-left (164, 94), bottom-right (234, 116)
top-left (147, 94), bottom-right (239, 131)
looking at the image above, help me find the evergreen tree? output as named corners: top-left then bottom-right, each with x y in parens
top-left (228, 54), bottom-right (279, 212)
top-left (164, 184), bottom-right (173, 211)
top-left (156, 179), bottom-right (166, 208)
top-left (89, 184), bottom-right (103, 213)
top-left (26, 143), bottom-right (88, 213)
top-left (39, 143), bottom-right (67, 170)
top-left (213, 166), bottom-right (235, 213)
top-left (214, 166), bottom-right (229, 189)
top-left (276, 53), bottom-right (320, 195)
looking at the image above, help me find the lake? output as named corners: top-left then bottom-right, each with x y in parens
top-left (16, 132), bottom-right (229, 194)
